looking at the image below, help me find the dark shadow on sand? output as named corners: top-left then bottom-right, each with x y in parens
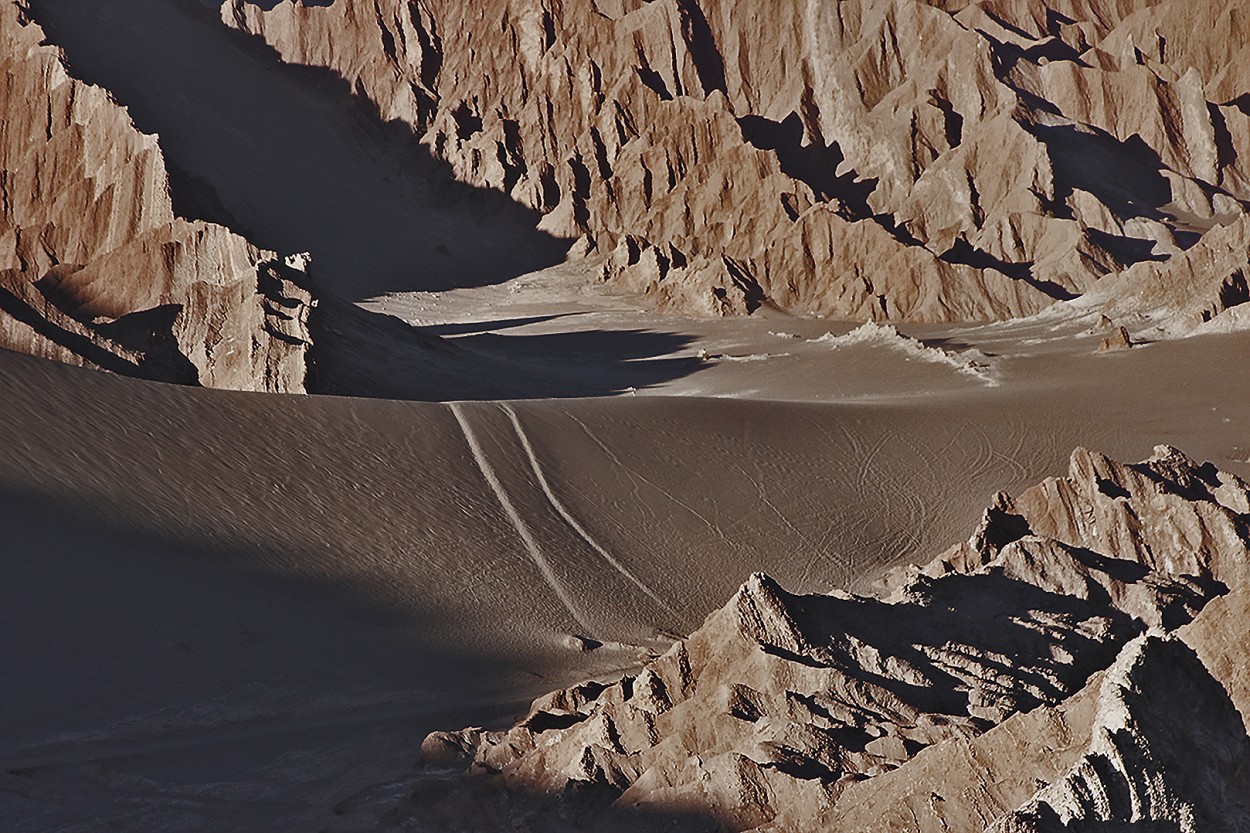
top-left (311, 301), bottom-right (706, 401)
top-left (0, 480), bottom-right (517, 830)
top-left (424, 314), bottom-right (577, 337)
top-left (0, 350), bottom-right (728, 829)
top-left (1, 472), bottom-right (743, 831)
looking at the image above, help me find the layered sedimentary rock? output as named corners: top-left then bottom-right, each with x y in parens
top-left (412, 446), bottom-right (1250, 831)
top-left (0, 3), bottom-right (313, 392)
top-left (223, 0), bottom-right (1250, 324)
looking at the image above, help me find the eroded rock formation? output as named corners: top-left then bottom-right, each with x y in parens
top-left (223, 0), bottom-right (1250, 324)
top-left (0, 3), bottom-right (313, 391)
top-left (412, 446), bottom-right (1250, 831)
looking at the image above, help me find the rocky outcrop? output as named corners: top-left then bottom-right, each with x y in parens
top-left (815, 630), bottom-right (1250, 833)
top-left (994, 632), bottom-right (1250, 832)
top-left (409, 446), bottom-right (1250, 831)
top-left (0, 3), bottom-right (313, 392)
top-left (222, 0), bottom-right (1250, 324)
top-left (1073, 213), bottom-right (1250, 338)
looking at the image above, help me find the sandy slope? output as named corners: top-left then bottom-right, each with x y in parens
top-left (1, 314), bottom-right (1248, 829)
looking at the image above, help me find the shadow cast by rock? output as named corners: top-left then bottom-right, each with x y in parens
top-left (310, 301), bottom-right (706, 401)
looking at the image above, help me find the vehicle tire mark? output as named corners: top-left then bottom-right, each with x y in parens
top-left (501, 404), bottom-right (677, 616)
top-left (448, 402), bottom-right (594, 633)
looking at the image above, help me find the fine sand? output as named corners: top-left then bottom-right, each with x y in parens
top-left (2, 309), bottom-right (1248, 829)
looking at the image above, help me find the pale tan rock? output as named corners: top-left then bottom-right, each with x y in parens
top-left (1096, 324), bottom-right (1134, 351)
top-left (795, 632), bottom-right (1250, 832)
top-left (1180, 587), bottom-right (1250, 728)
top-left (994, 633), bottom-right (1250, 832)
top-left (1077, 214), bottom-right (1250, 336)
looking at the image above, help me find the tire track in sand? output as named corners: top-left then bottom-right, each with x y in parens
top-left (500, 404), bottom-right (677, 616)
top-left (448, 402), bottom-right (594, 634)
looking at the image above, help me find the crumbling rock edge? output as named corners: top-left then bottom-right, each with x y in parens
top-left (412, 445), bottom-right (1250, 832)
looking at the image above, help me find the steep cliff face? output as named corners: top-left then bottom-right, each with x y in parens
top-left (411, 446), bottom-right (1250, 831)
top-left (223, 0), bottom-right (1250, 325)
top-left (0, 3), bottom-right (313, 392)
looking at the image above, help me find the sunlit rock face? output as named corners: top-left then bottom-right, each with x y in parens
top-left (225, 0), bottom-right (1250, 325)
top-left (0, 5), bottom-right (313, 392)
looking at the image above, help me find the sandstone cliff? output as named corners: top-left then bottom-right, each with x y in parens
top-left (0, 3), bottom-right (313, 392)
top-left (411, 446), bottom-right (1250, 831)
top-left (222, 0), bottom-right (1250, 325)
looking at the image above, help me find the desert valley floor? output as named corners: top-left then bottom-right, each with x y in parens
top-left (5, 1), bottom-right (1250, 831)
top-left (5, 276), bottom-right (1250, 830)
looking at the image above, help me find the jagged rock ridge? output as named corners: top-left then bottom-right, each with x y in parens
top-left (0, 3), bottom-right (313, 392)
top-left (224, 0), bottom-right (1250, 325)
top-left (409, 446), bottom-right (1250, 831)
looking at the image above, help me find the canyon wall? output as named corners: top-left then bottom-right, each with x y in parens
top-left (223, 0), bottom-right (1250, 324)
top-left (0, 3), bottom-right (313, 392)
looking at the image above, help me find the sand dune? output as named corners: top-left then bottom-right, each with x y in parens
top-left (2, 317), bottom-right (1249, 828)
